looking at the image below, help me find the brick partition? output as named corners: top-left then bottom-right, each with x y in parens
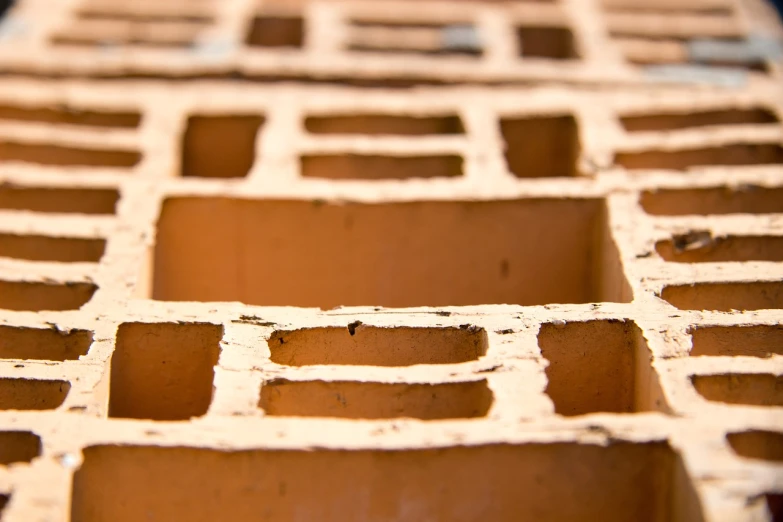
top-left (0, 0), bottom-right (782, 521)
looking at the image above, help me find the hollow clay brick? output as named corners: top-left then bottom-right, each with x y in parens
top-left (0, 0), bottom-right (781, 521)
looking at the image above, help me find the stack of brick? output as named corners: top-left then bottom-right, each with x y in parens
top-left (0, 0), bottom-right (781, 521)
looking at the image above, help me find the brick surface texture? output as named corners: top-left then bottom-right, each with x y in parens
top-left (0, 0), bottom-right (781, 521)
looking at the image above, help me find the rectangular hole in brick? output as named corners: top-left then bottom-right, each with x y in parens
top-left (727, 430), bottom-right (783, 462)
top-left (0, 431), bottom-right (41, 464)
top-left (0, 281), bottom-right (97, 311)
top-left (347, 45), bottom-right (482, 57)
top-left (500, 114), bottom-right (580, 178)
top-left (348, 21), bottom-right (483, 56)
top-left (246, 16), bottom-right (303, 48)
top-left (349, 20), bottom-right (451, 29)
top-left (151, 197), bottom-right (630, 308)
top-left (70, 441), bottom-right (703, 522)
top-left (300, 154), bottom-right (463, 180)
top-left (76, 10), bottom-right (213, 24)
top-left (662, 62), bottom-right (768, 76)
top-left (640, 186), bottom-right (783, 216)
top-left (616, 144), bottom-right (783, 171)
top-left (0, 142), bottom-right (141, 168)
top-left (765, 494), bottom-right (783, 522)
top-left (620, 108), bottom-right (778, 132)
top-left (0, 104), bottom-right (141, 128)
top-left (689, 325), bottom-right (783, 357)
top-left (260, 379), bottom-right (492, 419)
top-left (692, 374), bottom-right (783, 406)
top-left (0, 186), bottom-right (119, 215)
top-left (660, 282), bottom-right (783, 311)
top-left (613, 37), bottom-right (769, 73)
top-left (75, 0), bottom-right (214, 22)
top-left (656, 234), bottom-right (783, 263)
top-left (0, 495), bottom-right (6, 516)
top-left (51, 35), bottom-right (194, 49)
top-left (538, 320), bottom-right (667, 416)
top-left (182, 115), bottom-right (264, 178)
top-left (517, 26), bottom-right (578, 59)
top-left (0, 234), bottom-right (106, 263)
top-left (601, 0), bottom-right (732, 15)
top-left (304, 114), bottom-right (464, 135)
top-left (0, 325), bottom-right (92, 361)
top-left (605, 10), bottom-right (744, 40)
top-left (50, 17), bottom-right (205, 49)
top-left (0, 378), bottom-right (70, 410)
top-left (269, 325), bottom-right (487, 366)
top-left (109, 323), bottom-right (222, 421)
top-left (605, 6), bottom-right (733, 15)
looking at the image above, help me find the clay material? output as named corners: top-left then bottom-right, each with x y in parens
top-left (0, 0), bottom-right (780, 521)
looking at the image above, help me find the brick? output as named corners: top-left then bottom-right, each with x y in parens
top-left (0, 0), bottom-right (781, 520)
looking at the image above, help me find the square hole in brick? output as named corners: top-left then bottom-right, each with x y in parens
top-left (0, 281), bottom-right (97, 311)
top-left (109, 323), bottom-right (222, 420)
top-left (0, 234), bottom-right (106, 263)
top-left (0, 431), bottom-right (41, 465)
top-left (304, 113), bottom-right (464, 135)
top-left (260, 379), bottom-right (492, 419)
top-left (500, 114), bottom-right (580, 178)
top-left (150, 197), bottom-right (630, 308)
top-left (182, 115), bottom-right (264, 178)
top-left (656, 234), bottom-right (783, 263)
top-left (616, 144), bottom-right (783, 171)
top-left (0, 378), bottom-right (70, 410)
top-left (538, 320), bottom-right (666, 416)
top-left (300, 154), bottom-right (463, 180)
top-left (689, 325), bottom-right (783, 358)
top-left (640, 186), bottom-right (783, 216)
top-left (620, 107), bottom-right (779, 132)
top-left (70, 441), bottom-right (703, 522)
top-left (246, 16), bottom-right (303, 48)
top-left (269, 325), bottom-right (487, 366)
top-left (0, 325), bottom-right (92, 361)
top-left (692, 374), bottom-right (783, 407)
top-left (661, 281), bottom-right (783, 311)
top-left (0, 186), bottom-right (119, 215)
top-left (517, 26), bottom-right (578, 59)
top-left (727, 430), bottom-right (783, 462)
top-left (0, 103), bottom-right (141, 128)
